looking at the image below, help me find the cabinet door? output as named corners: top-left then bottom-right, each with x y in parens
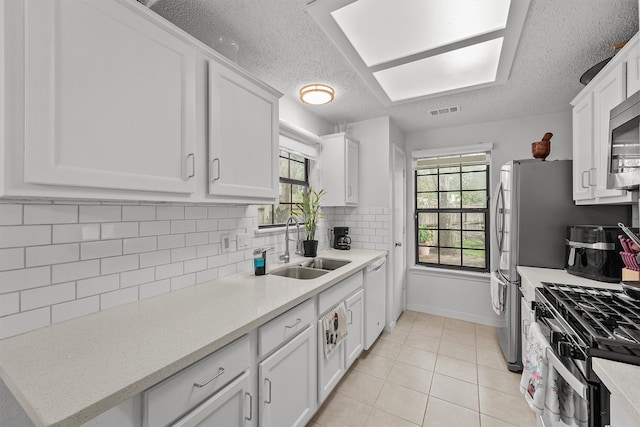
top-left (259, 325), bottom-right (316, 427)
top-left (23, 0), bottom-right (197, 194)
top-left (208, 61), bottom-right (279, 204)
top-left (572, 93), bottom-right (595, 202)
top-left (626, 36), bottom-right (640, 98)
top-left (172, 372), bottom-right (252, 427)
top-left (345, 289), bottom-right (364, 368)
top-left (346, 138), bottom-right (359, 205)
top-left (592, 62), bottom-right (629, 200)
top-left (317, 319), bottom-right (346, 403)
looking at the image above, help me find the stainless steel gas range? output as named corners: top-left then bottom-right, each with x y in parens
top-left (534, 283), bottom-right (640, 427)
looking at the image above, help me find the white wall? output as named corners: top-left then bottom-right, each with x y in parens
top-left (279, 95), bottom-right (334, 136)
top-left (404, 110), bottom-right (572, 326)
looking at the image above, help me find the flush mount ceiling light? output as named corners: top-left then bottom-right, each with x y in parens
top-left (305, 0), bottom-right (530, 105)
top-left (299, 84), bottom-right (335, 105)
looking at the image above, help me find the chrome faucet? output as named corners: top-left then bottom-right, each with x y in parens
top-left (280, 215), bottom-right (302, 263)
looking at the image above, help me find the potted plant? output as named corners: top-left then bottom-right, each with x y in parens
top-left (294, 187), bottom-right (326, 257)
top-left (418, 228), bottom-right (434, 256)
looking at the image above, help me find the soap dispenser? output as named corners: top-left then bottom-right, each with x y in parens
top-left (253, 247), bottom-right (272, 276)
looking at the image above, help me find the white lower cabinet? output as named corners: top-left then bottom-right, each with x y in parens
top-left (345, 289), bottom-right (364, 368)
top-left (172, 372), bottom-right (252, 427)
top-left (259, 325), bottom-right (316, 427)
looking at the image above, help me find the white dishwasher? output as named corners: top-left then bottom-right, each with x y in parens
top-left (363, 257), bottom-right (387, 350)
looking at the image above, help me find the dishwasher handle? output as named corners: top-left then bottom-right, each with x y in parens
top-left (366, 258), bottom-right (386, 272)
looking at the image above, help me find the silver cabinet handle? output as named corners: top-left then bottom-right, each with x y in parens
top-left (186, 153), bottom-right (195, 179)
top-left (244, 392), bottom-right (253, 421)
top-left (285, 318), bottom-right (302, 329)
top-left (211, 158), bottom-right (220, 182)
top-left (347, 185), bottom-right (352, 197)
top-left (265, 378), bottom-right (272, 404)
top-left (395, 242), bottom-right (402, 247)
top-left (193, 367), bottom-right (224, 388)
top-left (581, 170), bottom-right (590, 189)
top-left (348, 309), bottom-right (353, 325)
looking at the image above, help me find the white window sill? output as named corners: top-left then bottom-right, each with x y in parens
top-left (409, 265), bottom-right (490, 282)
top-left (255, 226), bottom-right (288, 236)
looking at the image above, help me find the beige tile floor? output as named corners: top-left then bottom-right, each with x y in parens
top-left (308, 310), bottom-right (537, 427)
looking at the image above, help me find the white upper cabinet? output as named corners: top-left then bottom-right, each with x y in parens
top-left (626, 35), bottom-right (640, 97)
top-left (320, 133), bottom-right (359, 206)
top-left (570, 32), bottom-right (638, 205)
top-left (206, 59), bottom-right (280, 204)
top-left (21, 0), bottom-right (197, 195)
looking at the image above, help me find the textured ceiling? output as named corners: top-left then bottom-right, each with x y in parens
top-left (149, 0), bottom-right (638, 133)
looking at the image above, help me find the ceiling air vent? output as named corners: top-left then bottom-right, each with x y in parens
top-left (429, 105), bottom-right (460, 116)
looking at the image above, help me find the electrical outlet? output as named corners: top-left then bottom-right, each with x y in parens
top-left (238, 233), bottom-right (250, 249)
top-left (221, 233), bottom-right (231, 253)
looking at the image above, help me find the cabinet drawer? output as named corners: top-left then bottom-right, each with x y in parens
top-left (318, 271), bottom-right (363, 315)
top-left (143, 335), bottom-right (250, 427)
top-left (258, 299), bottom-right (315, 358)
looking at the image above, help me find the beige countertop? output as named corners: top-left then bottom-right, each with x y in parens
top-left (0, 248), bottom-right (386, 427)
top-left (517, 266), bottom-right (639, 424)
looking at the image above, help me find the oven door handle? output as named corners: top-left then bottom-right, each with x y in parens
top-left (545, 347), bottom-right (588, 400)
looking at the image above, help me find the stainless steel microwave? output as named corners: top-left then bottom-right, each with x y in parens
top-left (607, 91), bottom-right (640, 189)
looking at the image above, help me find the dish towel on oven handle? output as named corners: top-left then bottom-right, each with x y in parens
top-left (544, 361), bottom-right (588, 427)
top-left (520, 322), bottom-right (549, 415)
top-left (322, 302), bottom-right (348, 360)
top-left (490, 270), bottom-right (505, 315)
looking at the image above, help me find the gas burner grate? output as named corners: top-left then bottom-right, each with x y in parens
top-left (540, 283), bottom-right (640, 364)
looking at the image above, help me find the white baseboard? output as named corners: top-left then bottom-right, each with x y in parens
top-left (406, 303), bottom-right (505, 327)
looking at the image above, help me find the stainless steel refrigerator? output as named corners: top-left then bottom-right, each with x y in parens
top-left (493, 159), bottom-right (630, 372)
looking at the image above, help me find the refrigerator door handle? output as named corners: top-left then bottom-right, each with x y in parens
top-left (494, 182), bottom-right (505, 254)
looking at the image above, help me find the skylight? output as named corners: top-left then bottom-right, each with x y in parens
top-left (305, 0), bottom-right (530, 104)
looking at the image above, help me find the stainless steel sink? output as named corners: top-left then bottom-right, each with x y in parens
top-left (305, 257), bottom-right (351, 271)
top-left (270, 266), bottom-right (329, 280)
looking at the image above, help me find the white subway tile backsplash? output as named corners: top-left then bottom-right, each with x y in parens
top-left (156, 262), bottom-right (184, 280)
top-left (170, 273), bottom-right (195, 291)
top-left (0, 204), bottom-right (22, 225)
top-left (139, 279), bottom-right (170, 300)
top-left (157, 234), bottom-right (185, 250)
top-left (0, 308), bottom-right (50, 340)
top-left (139, 250), bottom-right (171, 268)
top-left (122, 206), bottom-right (156, 221)
top-left (157, 206), bottom-right (184, 220)
top-left (139, 221), bottom-right (170, 236)
top-left (120, 268), bottom-right (155, 288)
top-left (100, 287), bottom-right (138, 310)
top-left (26, 244), bottom-right (79, 267)
top-left (101, 222), bottom-right (138, 240)
top-left (218, 218), bottom-right (236, 230)
top-left (24, 205), bottom-right (77, 224)
top-left (0, 266), bottom-right (51, 293)
top-left (52, 260), bottom-right (99, 284)
top-left (0, 200), bottom-right (336, 340)
top-left (0, 225), bottom-right (51, 248)
top-left (21, 282), bottom-right (76, 311)
top-left (0, 248), bottom-right (24, 271)
top-left (52, 297), bottom-right (99, 324)
top-left (81, 240), bottom-right (122, 260)
top-left (185, 206), bottom-right (207, 219)
top-left (0, 293), bottom-right (19, 316)
top-left (184, 258), bottom-right (207, 274)
top-left (171, 246), bottom-right (196, 262)
top-left (77, 275), bottom-right (120, 298)
top-left (170, 220), bottom-right (196, 234)
top-left (185, 232), bottom-right (208, 247)
top-left (196, 219), bottom-right (218, 232)
top-left (79, 206), bottom-right (121, 223)
top-left (52, 224), bottom-right (100, 244)
top-left (101, 255), bottom-right (138, 275)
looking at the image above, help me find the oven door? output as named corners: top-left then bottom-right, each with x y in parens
top-left (534, 303), bottom-right (610, 427)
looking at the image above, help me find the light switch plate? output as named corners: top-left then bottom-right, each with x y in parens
top-left (221, 233), bottom-right (231, 253)
top-left (237, 233), bottom-right (250, 249)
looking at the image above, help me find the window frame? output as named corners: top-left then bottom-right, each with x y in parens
top-left (414, 155), bottom-right (490, 273)
top-left (258, 151), bottom-right (310, 229)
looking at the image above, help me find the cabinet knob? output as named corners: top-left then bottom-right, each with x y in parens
top-left (395, 242), bottom-right (402, 247)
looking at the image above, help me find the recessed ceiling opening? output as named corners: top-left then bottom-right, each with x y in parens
top-left (305, 0), bottom-right (530, 105)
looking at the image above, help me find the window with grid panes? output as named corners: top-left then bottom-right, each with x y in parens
top-left (415, 152), bottom-right (489, 272)
top-left (257, 150), bottom-right (309, 228)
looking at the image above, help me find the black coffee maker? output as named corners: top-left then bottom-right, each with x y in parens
top-left (333, 227), bottom-right (351, 250)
